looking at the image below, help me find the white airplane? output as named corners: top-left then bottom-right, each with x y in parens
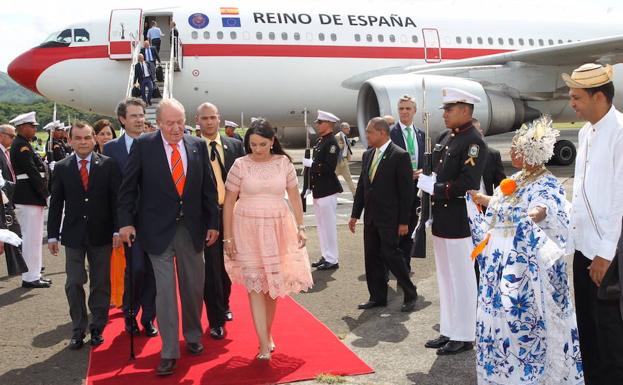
top-left (7, 1), bottom-right (623, 163)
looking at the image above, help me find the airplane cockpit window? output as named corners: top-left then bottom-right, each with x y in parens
top-left (73, 28), bottom-right (90, 42)
top-left (203, 31), bottom-right (210, 39)
top-left (38, 28), bottom-right (72, 48)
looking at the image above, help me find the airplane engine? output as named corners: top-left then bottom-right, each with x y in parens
top-left (356, 74), bottom-right (541, 147)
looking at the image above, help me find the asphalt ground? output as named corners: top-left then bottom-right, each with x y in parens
top-left (0, 129), bottom-right (579, 385)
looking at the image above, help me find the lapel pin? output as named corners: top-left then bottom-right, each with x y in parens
top-left (224, 144), bottom-right (228, 150)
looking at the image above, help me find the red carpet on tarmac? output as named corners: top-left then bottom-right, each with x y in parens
top-left (86, 285), bottom-right (373, 385)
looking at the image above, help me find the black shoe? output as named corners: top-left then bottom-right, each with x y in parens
top-left (317, 261), bottom-right (339, 270)
top-left (125, 318), bottom-right (140, 335)
top-left (357, 300), bottom-right (386, 310)
top-left (224, 310), bottom-right (233, 322)
top-left (40, 266), bottom-right (45, 273)
top-left (425, 335), bottom-right (450, 349)
top-left (156, 358), bottom-right (176, 376)
top-left (22, 279), bottom-right (51, 288)
top-left (209, 326), bottom-right (225, 340)
top-left (187, 342), bottom-right (204, 355)
top-left (40, 277), bottom-right (52, 284)
top-left (436, 340), bottom-right (473, 355)
top-left (311, 257), bottom-right (326, 268)
top-left (69, 333), bottom-right (85, 350)
top-left (90, 329), bottom-right (104, 346)
top-left (401, 299), bottom-right (417, 312)
top-left (142, 321), bottom-right (159, 337)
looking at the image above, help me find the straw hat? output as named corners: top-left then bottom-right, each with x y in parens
top-left (562, 63), bottom-right (613, 88)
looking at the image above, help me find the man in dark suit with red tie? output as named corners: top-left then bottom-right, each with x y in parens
top-left (47, 122), bottom-right (121, 349)
top-left (389, 95), bottom-right (425, 274)
top-left (196, 102), bottom-right (245, 340)
top-left (118, 99), bottom-right (219, 376)
top-left (103, 98), bottom-right (158, 339)
top-left (349, 117), bottom-right (418, 312)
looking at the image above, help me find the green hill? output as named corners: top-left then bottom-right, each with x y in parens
top-left (0, 72), bottom-right (44, 104)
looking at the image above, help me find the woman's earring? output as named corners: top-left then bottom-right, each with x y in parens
top-left (270, 145), bottom-right (274, 150)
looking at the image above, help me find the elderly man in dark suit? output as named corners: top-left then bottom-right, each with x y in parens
top-left (47, 122), bottom-right (121, 349)
top-left (103, 98), bottom-right (158, 338)
top-left (196, 102), bottom-right (245, 340)
top-left (349, 117), bottom-right (418, 312)
top-left (389, 95), bottom-right (425, 274)
top-left (118, 98), bottom-right (219, 376)
top-left (133, 54), bottom-right (155, 106)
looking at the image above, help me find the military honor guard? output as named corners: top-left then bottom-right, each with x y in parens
top-left (334, 122), bottom-right (356, 196)
top-left (224, 121), bottom-right (243, 142)
top-left (564, 63), bottom-right (623, 385)
top-left (44, 120), bottom-right (68, 162)
top-left (303, 110), bottom-right (343, 270)
top-left (9, 112), bottom-right (51, 288)
top-left (417, 88), bottom-right (487, 354)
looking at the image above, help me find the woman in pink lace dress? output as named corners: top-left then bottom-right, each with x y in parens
top-left (223, 119), bottom-right (313, 360)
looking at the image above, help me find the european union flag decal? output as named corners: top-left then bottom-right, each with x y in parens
top-left (222, 17), bottom-right (241, 27)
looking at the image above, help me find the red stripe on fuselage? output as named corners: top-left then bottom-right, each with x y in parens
top-left (8, 45), bottom-right (108, 94)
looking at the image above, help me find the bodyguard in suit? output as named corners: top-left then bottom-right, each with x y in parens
top-left (133, 54), bottom-right (155, 106)
top-left (103, 97), bottom-right (157, 338)
top-left (118, 99), bottom-right (219, 376)
top-left (472, 118), bottom-right (505, 196)
top-left (196, 102), bottom-right (245, 340)
top-left (417, 88), bottom-right (487, 355)
top-left (349, 117), bottom-right (418, 312)
top-left (389, 94), bottom-right (425, 273)
top-left (47, 122), bottom-right (121, 349)
top-left (9, 111), bottom-right (51, 288)
top-left (303, 110), bottom-right (343, 270)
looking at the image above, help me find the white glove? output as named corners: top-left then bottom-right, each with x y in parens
top-left (417, 173), bottom-right (436, 195)
top-left (302, 158), bottom-right (313, 168)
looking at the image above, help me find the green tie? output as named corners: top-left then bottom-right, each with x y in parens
top-left (368, 149), bottom-right (383, 181)
top-left (405, 126), bottom-right (417, 169)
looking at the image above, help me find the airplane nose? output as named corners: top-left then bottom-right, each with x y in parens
top-left (8, 48), bottom-right (43, 95)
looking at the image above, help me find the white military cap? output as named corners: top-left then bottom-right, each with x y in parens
top-left (9, 111), bottom-right (39, 126)
top-left (439, 88), bottom-right (481, 109)
top-left (224, 120), bottom-right (239, 128)
top-left (43, 120), bottom-right (63, 131)
top-left (315, 110), bottom-right (340, 123)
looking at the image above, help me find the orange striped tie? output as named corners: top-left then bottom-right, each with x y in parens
top-left (169, 143), bottom-right (185, 196)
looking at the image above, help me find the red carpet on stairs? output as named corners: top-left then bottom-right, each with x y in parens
top-left (86, 285), bottom-right (373, 385)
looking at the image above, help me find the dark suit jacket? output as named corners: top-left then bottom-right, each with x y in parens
top-left (140, 47), bottom-right (160, 63)
top-left (103, 134), bottom-right (131, 173)
top-left (390, 123), bottom-right (425, 170)
top-left (220, 134), bottom-right (245, 174)
top-left (117, 132), bottom-right (219, 255)
top-left (133, 61), bottom-right (155, 83)
top-left (48, 153), bottom-right (121, 248)
top-left (351, 142), bottom-right (414, 228)
top-left (0, 147), bottom-right (14, 183)
top-left (482, 147), bottom-right (506, 196)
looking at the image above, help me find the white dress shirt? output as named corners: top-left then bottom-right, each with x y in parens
top-left (570, 105), bottom-right (623, 261)
top-left (124, 134), bottom-right (135, 154)
top-left (75, 152), bottom-right (93, 173)
top-left (160, 132), bottom-right (188, 174)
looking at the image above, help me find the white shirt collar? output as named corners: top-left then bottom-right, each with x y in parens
top-left (592, 105), bottom-right (616, 132)
top-left (76, 152), bottom-right (93, 163)
top-left (377, 139), bottom-right (391, 153)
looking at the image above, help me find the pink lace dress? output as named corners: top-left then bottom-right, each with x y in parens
top-left (224, 155), bottom-right (313, 298)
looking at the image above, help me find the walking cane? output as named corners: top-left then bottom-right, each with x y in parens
top-left (128, 234), bottom-right (135, 360)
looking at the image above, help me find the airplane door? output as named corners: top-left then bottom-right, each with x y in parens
top-left (422, 28), bottom-right (442, 63)
top-left (108, 8), bottom-right (142, 60)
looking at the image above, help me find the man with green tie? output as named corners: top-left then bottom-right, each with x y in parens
top-left (389, 95), bottom-right (425, 273)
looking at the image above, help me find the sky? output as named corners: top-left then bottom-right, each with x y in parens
top-left (1, 0), bottom-right (621, 72)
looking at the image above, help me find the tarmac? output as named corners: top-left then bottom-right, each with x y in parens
top-left (0, 129), bottom-right (579, 385)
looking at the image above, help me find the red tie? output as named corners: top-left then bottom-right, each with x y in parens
top-left (169, 143), bottom-right (185, 196)
top-left (5, 149), bottom-right (15, 182)
top-left (79, 159), bottom-right (88, 191)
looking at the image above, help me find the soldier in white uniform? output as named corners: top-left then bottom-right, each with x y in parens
top-left (564, 63), bottom-right (623, 385)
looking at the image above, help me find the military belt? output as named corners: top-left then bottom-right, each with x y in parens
top-left (15, 173), bottom-right (45, 180)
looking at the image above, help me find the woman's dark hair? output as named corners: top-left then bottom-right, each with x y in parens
top-left (244, 118), bottom-right (291, 161)
top-left (92, 119), bottom-right (117, 153)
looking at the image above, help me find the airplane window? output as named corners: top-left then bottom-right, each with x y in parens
top-left (294, 32), bottom-right (301, 41)
top-left (39, 29), bottom-right (72, 47)
top-left (558, 39), bottom-right (563, 44)
top-left (529, 38), bottom-right (534, 45)
top-left (567, 39), bottom-right (572, 42)
top-left (498, 37), bottom-right (504, 45)
top-left (378, 34), bottom-right (384, 43)
top-left (354, 34), bottom-right (361, 42)
top-left (548, 39), bottom-right (554, 45)
top-left (57, 29), bottom-right (72, 44)
top-left (366, 34), bottom-right (372, 42)
top-left (508, 38), bottom-right (514, 45)
top-left (456, 36), bottom-right (462, 44)
top-left (538, 39), bottom-right (544, 46)
top-left (256, 32), bottom-right (263, 40)
top-left (282, 32), bottom-right (288, 40)
top-left (269, 32), bottom-right (275, 40)
top-left (477, 37), bottom-right (483, 44)
top-left (518, 38), bottom-right (524, 46)
top-left (488, 37), bottom-right (493, 45)
top-left (389, 34), bottom-right (396, 43)
top-left (191, 31), bottom-right (198, 40)
top-left (412, 35), bottom-right (418, 43)
top-left (73, 28), bottom-right (90, 43)
top-left (203, 31), bottom-right (210, 40)
top-left (467, 37), bottom-right (473, 44)
top-left (318, 33), bottom-right (325, 41)
top-left (217, 31), bottom-right (224, 40)
top-left (230, 31), bottom-right (237, 40)
top-left (330, 33), bottom-right (337, 42)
